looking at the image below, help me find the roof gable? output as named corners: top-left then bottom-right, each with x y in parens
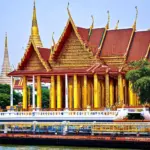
top-left (50, 29), bottom-right (96, 68)
top-left (18, 41), bottom-right (50, 71)
top-left (50, 19), bottom-right (89, 61)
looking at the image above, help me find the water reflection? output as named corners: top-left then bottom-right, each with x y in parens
top-left (0, 145), bottom-right (129, 150)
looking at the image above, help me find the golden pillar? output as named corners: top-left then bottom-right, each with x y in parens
top-left (109, 79), bottom-right (114, 107)
top-left (57, 75), bottom-right (62, 110)
top-left (77, 77), bottom-right (81, 109)
top-left (83, 75), bottom-right (88, 110)
top-left (27, 87), bottom-right (31, 110)
top-left (94, 74), bottom-right (101, 109)
top-left (118, 74), bottom-right (124, 105)
top-left (101, 81), bottom-right (105, 107)
top-left (87, 79), bottom-right (91, 107)
top-left (115, 83), bottom-right (118, 106)
top-left (105, 74), bottom-right (110, 108)
top-left (23, 76), bottom-right (27, 110)
top-left (124, 79), bottom-right (128, 105)
top-left (37, 76), bottom-right (42, 109)
top-left (68, 77), bottom-right (73, 110)
top-left (91, 80), bottom-right (94, 108)
top-left (73, 75), bottom-right (79, 110)
top-left (50, 76), bottom-right (56, 110)
top-left (128, 81), bottom-right (135, 106)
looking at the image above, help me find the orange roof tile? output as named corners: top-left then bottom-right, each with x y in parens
top-left (38, 47), bottom-right (50, 61)
top-left (100, 28), bottom-right (133, 57)
top-left (127, 31), bottom-right (150, 62)
top-left (77, 27), bottom-right (105, 55)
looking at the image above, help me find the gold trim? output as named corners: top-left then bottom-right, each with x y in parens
top-left (50, 3), bottom-right (93, 61)
top-left (123, 28), bottom-right (135, 62)
top-left (144, 44), bottom-right (150, 59)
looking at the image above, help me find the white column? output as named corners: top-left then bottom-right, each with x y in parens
top-left (65, 74), bottom-right (68, 110)
top-left (10, 76), bottom-right (13, 108)
top-left (32, 75), bottom-right (35, 110)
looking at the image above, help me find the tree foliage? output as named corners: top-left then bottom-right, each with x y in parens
top-left (0, 84), bottom-right (22, 109)
top-left (28, 86), bottom-right (50, 109)
top-left (42, 88), bottom-right (49, 108)
top-left (126, 60), bottom-right (150, 103)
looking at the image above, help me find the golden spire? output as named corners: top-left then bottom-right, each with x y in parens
top-left (88, 15), bottom-right (94, 39)
top-left (105, 11), bottom-right (110, 29)
top-left (27, 0), bottom-right (42, 48)
top-left (132, 6), bottom-right (138, 30)
top-left (115, 20), bottom-right (119, 29)
top-left (31, 0), bottom-right (39, 35)
top-left (51, 32), bottom-right (56, 54)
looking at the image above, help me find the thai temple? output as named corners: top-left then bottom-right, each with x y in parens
top-left (7, 2), bottom-right (150, 112)
top-left (0, 33), bottom-right (11, 85)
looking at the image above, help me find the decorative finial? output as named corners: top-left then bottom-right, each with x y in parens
top-left (67, 2), bottom-right (72, 18)
top-left (88, 15), bottom-right (94, 39)
top-left (67, 2), bottom-right (69, 10)
top-left (52, 32), bottom-right (55, 46)
top-left (34, 0), bottom-right (36, 8)
top-left (51, 32), bottom-right (56, 54)
top-left (115, 20), bottom-right (119, 29)
top-left (106, 10), bottom-right (110, 29)
top-left (91, 15), bottom-right (94, 28)
top-left (31, 0), bottom-right (38, 35)
top-left (132, 6), bottom-right (138, 30)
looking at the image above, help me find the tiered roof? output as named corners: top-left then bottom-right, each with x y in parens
top-left (8, 5), bottom-right (150, 77)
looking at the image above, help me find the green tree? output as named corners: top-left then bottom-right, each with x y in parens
top-left (42, 88), bottom-right (49, 108)
top-left (0, 84), bottom-right (22, 109)
top-left (28, 86), bottom-right (50, 109)
top-left (126, 60), bottom-right (150, 104)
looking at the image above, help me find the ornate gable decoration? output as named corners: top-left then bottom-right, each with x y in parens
top-left (18, 40), bottom-right (50, 71)
top-left (49, 5), bottom-right (99, 68)
top-left (50, 30), bottom-right (95, 68)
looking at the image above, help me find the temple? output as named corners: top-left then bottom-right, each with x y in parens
top-left (8, 3), bottom-right (150, 111)
top-left (0, 33), bottom-right (12, 85)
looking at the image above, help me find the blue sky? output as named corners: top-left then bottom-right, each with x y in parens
top-left (0, 0), bottom-right (150, 69)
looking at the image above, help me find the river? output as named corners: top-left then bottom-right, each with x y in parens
top-left (0, 145), bottom-right (133, 150)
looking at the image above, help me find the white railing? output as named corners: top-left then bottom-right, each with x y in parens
top-left (0, 111), bottom-right (118, 118)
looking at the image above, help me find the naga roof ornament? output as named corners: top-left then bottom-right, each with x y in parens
top-left (115, 20), bottom-right (119, 29)
top-left (88, 15), bottom-right (94, 40)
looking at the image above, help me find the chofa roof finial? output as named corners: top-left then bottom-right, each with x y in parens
top-left (132, 6), bottom-right (138, 30)
top-left (51, 32), bottom-right (56, 54)
top-left (67, 2), bottom-right (71, 17)
top-left (88, 15), bottom-right (94, 39)
top-left (105, 10), bottom-right (110, 29)
top-left (52, 32), bottom-right (55, 46)
top-left (115, 20), bottom-right (119, 29)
